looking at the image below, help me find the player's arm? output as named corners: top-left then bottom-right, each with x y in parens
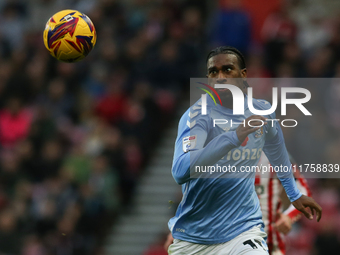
top-left (276, 169), bottom-right (311, 234)
top-left (263, 120), bottom-right (322, 222)
top-left (171, 109), bottom-right (266, 184)
top-left (281, 169), bottom-right (312, 221)
top-left (171, 109), bottom-right (242, 184)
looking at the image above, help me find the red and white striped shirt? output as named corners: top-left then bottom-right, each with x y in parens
top-left (255, 152), bottom-right (311, 255)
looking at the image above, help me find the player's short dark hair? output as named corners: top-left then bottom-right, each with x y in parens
top-left (206, 46), bottom-right (246, 70)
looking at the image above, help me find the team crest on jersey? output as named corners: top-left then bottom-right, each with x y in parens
top-left (183, 135), bottom-right (197, 152)
top-left (254, 127), bottom-right (264, 138)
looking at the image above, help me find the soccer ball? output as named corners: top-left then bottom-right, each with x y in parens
top-left (43, 10), bottom-right (97, 63)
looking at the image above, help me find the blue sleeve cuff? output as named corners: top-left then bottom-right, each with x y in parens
top-left (290, 192), bottom-right (303, 202)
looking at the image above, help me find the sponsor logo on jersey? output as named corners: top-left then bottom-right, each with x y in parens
top-left (183, 135), bottom-right (197, 152)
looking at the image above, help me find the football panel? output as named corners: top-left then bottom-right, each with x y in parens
top-left (57, 39), bottom-right (85, 62)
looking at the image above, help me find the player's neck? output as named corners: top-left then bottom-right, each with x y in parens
top-left (222, 98), bottom-right (233, 110)
top-left (221, 93), bottom-right (246, 111)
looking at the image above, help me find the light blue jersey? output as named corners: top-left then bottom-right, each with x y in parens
top-left (168, 94), bottom-right (302, 245)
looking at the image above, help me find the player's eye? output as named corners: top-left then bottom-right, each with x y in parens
top-left (209, 70), bottom-right (217, 75)
top-left (224, 67), bottom-right (232, 72)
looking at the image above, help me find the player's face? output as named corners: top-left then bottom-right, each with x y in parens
top-left (206, 54), bottom-right (247, 99)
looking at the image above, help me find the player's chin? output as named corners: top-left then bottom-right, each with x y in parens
top-left (216, 89), bottom-right (232, 98)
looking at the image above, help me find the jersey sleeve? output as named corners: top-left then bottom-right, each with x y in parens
top-left (171, 107), bottom-right (241, 185)
top-left (262, 104), bottom-right (302, 202)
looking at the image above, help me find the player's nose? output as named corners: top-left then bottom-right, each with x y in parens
top-left (216, 77), bottom-right (227, 84)
top-left (217, 71), bottom-right (227, 83)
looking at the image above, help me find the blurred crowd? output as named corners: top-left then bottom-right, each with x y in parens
top-left (0, 0), bottom-right (207, 254)
top-left (0, 0), bottom-right (339, 255)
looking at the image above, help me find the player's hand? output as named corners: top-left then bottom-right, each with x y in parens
top-left (275, 213), bottom-right (292, 235)
top-left (236, 115), bottom-right (267, 143)
top-left (164, 232), bottom-right (174, 251)
top-left (292, 195), bottom-right (322, 222)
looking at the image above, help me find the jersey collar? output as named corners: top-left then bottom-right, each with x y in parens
top-left (206, 93), bottom-right (249, 114)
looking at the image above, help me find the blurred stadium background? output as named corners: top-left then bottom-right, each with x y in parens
top-left (0, 0), bottom-right (339, 254)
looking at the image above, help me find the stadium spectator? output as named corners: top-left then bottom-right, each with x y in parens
top-left (0, 97), bottom-right (32, 148)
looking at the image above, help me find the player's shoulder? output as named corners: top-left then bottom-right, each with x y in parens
top-left (251, 98), bottom-right (272, 111)
top-left (249, 97), bottom-right (276, 119)
top-left (179, 98), bottom-right (211, 128)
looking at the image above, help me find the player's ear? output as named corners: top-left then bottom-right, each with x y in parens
top-left (241, 68), bottom-right (247, 78)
